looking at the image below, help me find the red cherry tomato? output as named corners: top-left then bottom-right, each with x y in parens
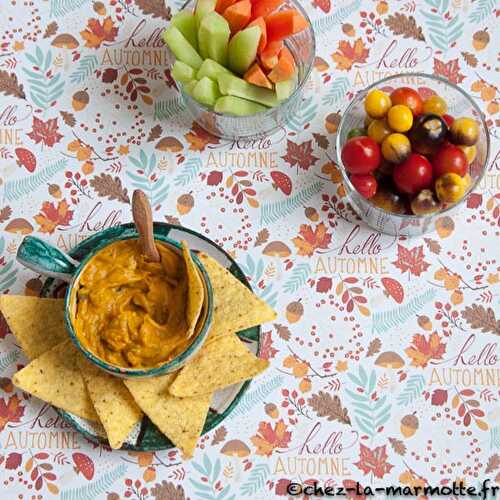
top-left (442, 114), bottom-right (454, 127)
top-left (393, 154), bottom-right (433, 195)
top-left (390, 87), bottom-right (424, 116)
top-left (432, 144), bottom-right (467, 177)
top-left (341, 136), bottom-right (381, 174)
top-left (350, 174), bottom-right (378, 199)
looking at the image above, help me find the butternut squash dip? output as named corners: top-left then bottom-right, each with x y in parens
top-left (74, 239), bottom-right (195, 369)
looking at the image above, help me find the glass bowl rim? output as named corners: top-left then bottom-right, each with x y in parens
top-left (335, 72), bottom-right (491, 221)
top-left (174, 0), bottom-right (316, 120)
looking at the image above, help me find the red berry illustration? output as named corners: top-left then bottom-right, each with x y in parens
top-left (14, 148), bottom-right (36, 173)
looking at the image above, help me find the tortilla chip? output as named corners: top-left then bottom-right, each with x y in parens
top-left (169, 334), bottom-right (269, 397)
top-left (12, 339), bottom-right (99, 422)
top-left (198, 253), bottom-right (277, 339)
top-left (0, 296), bottom-right (67, 359)
top-left (77, 356), bottom-right (143, 449)
top-left (125, 374), bottom-right (211, 458)
top-left (182, 241), bottom-right (204, 339)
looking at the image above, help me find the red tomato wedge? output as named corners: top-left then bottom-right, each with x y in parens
top-left (260, 40), bottom-right (282, 70)
top-left (248, 17), bottom-right (267, 53)
top-left (267, 46), bottom-right (295, 82)
top-left (216, 0), bottom-right (237, 14)
top-left (252, 0), bottom-right (284, 19)
top-left (265, 9), bottom-right (309, 42)
top-left (244, 62), bottom-right (273, 89)
top-left (223, 0), bottom-right (252, 33)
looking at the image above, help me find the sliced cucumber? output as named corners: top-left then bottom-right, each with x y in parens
top-left (217, 73), bottom-right (278, 108)
top-left (214, 96), bottom-right (268, 116)
top-left (163, 26), bottom-right (203, 70)
top-left (198, 11), bottom-right (230, 65)
top-left (192, 77), bottom-right (221, 107)
top-left (171, 11), bottom-right (198, 51)
top-left (227, 25), bottom-right (261, 75)
top-left (172, 60), bottom-right (196, 84)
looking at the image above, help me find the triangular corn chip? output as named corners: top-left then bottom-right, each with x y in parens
top-left (169, 334), bottom-right (269, 397)
top-left (13, 339), bottom-right (98, 422)
top-left (77, 356), bottom-right (143, 449)
top-left (198, 253), bottom-right (277, 339)
top-left (125, 374), bottom-right (211, 459)
top-left (0, 296), bottom-right (67, 359)
top-left (182, 241), bottom-right (204, 339)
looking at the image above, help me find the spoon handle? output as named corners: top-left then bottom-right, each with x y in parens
top-left (132, 189), bottom-right (160, 262)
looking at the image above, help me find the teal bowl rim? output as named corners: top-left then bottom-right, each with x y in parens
top-left (63, 233), bottom-right (214, 378)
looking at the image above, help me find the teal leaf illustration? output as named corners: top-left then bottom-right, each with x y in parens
top-left (372, 289), bottom-right (437, 335)
top-left (60, 464), bottom-right (127, 500)
top-left (190, 455), bottom-right (235, 500)
top-left (127, 150), bottom-right (169, 207)
top-left (396, 375), bottom-right (425, 406)
top-left (260, 180), bottom-right (323, 225)
top-left (239, 255), bottom-right (278, 307)
top-left (312, 0), bottom-right (362, 36)
top-left (230, 375), bottom-right (284, 418)
top-left (283, 263), bottom-right (312, 294)
top-left (421, 0), bottom-right (463, 51)
top-left (240, 463), bottom-right (270, 496)
top-left (322, 77), bottom-right (350, 106)
top-left (69, 55), bottom-right (99, 85)
top-left (468, 0), bottom-right (495, 23)
top-left (287, 96), bottom-right (317, 132)
top-left (50, 0), bottom-right (91, 17)
top-left (174, 157), bottom-right (202, 186)
top-left (490, 426), bottom-right (500, 450)
top-left (23, 49), bottom-right (64, 110)
top-left (0, 259), bottom-right (18, 293)
top-left (346, 366), bottom-right (391, 439)
top-left (5, 159), bottom-right (68, 202)
top-left (0, 350), bottom-right (20, 374)
top-left (154, 96), bottom-right (186, 121)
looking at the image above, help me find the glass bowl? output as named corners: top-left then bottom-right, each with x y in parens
top-left (335, 73), bottom-right (490, 237)
top-left (169, 0), bottom-right (315, 139)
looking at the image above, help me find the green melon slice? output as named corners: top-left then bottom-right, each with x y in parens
top-left (227, 25), bottom-right (261, 75)
top-left (217, 73), bottom-right (278, 107)
top-left (214, 96), bottom-right (267, 116)
top-left (197, 59), bottom-right (233, 81)
top-left (195, 0), bottom-right (217, 28)
top-left (163, 26), bottom-right (203, 69)
top-left (192, 77), bottom-right (221, 107)
top-left (275, 71), bottom-right (298, 101)
top-left (184, 80), bottom-right (198, 97)
top-left (198, 11), bottom-right (230, 65)
top-left (171, 11), bottom-right (198, 51)
top-left (172, 61), bottom-right (196, 84)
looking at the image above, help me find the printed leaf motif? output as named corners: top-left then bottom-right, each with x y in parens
top-left (102, 68), bottom-right (118, 83)
top-left (421, 8), bottom-right (463, 52)
top-left (396, 374), bottom-right (425, 406)
top-left (240, 463), bottom-right (270, 496)
top-left (461, 51), bottom-right (478, 68)
top-left (292, 222), bottom-right (332, 257)
top-left (312, 0), bottom-right (361, 36)
top-left (405, 332), bottom-right (446, 368)
top-left (462, 304), bottom-right (500, 336)
top-left (210, 426), bottom-right (227, 446)
top-left (274, 323), bottom-right (291, 341)
top-left (34, 199), bottom-right (73, 234)
top-left (0, 394), bottom-right (25, 432)
top-left (384, 13), bottom-right (425, 41)
top-left (5, 452), bottom-right (22, 469)
top-left (69, 55), bottom-right (99, 85)
top-left (485, 454), bottom-right (500, 474)
top-left (135, 0), bottom-right (172, 20)
top-left (174, 158), bottom-right (202, 187)
top-left (81, 17), bottom-right (118, 49)
top-left (431, 388), bottom-right (448, 406)
top-left (308, 391), bottom-right (351, 425)
top-left (424, 237), bottom-right (441, 255)
top-left (332, 38), bottom-right (369, 71)
top-left (366, 338), bottom-right (381, 357)
top-left (0, 70), bottom-right (26, 99)
top-left (184, 122), bottom-right (220, 152)
top-left (150, 481), bottom-right (186, 500)
top-left (0, 206), bottom-right (12, 223)
top-left (321, 77), bottom-right (350, 106)
top-left (312, 133), bottom-right (329, 150)
top-left (354, 444), bottom-right (394, 479)
top-left (43, 21), bottom-right (58, 38)
top-left (254, 228), bottom-right (269, 247)
top-left (287, 96), bottom-right (318, 132)
top-left (147, 124), bottom-right (163, 143)
top-left (282, 140), bottom-right (318, 171)
top-left (388, 437), bottom-right (406, 456)
top-left (27, 117), bottom-right (63, 148)
top-left (433, 58), bottom-right (465, 84)
top-left (90, 174), bottom-right (130, 204)
top-left (392, 244), bottom-right (430, 277)
top-left (154, 96), bottom-right (185, 121)
top-left (60, 111), bottom-right (76, 127)
top-left (251, 419), bottom-right (292, 456)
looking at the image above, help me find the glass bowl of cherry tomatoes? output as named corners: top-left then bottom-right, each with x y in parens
top-left (336, 73), bottom-right (490, 236)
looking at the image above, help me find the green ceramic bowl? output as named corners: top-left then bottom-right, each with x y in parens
top-left (17, 229), bottom-right (213, 378)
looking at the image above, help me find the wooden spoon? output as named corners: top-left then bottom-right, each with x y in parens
top-left (132, 189), bottom-right (160, 262)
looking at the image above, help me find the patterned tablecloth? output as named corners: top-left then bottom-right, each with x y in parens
top-left (0, 0), bottom-right (499, 498)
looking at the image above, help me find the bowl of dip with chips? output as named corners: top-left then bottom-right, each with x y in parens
top-left (16, 231), bottom-right (213, 378)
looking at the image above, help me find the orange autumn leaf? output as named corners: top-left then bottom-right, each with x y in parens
top-left (292, 222), bottom-right (332, 257)
top-left (321, 162), bottom-right (343, 183)
top-left (67, 139), bottom-right (80, 152)
top-left (405, 332), bottom-right (446, 368)
top-left (332, 38), bottom-right (369, 71)
top-left (34, 199), bottom-right (74, 234)
top-left (184, 122), bottom-right (220, 152)
top-left (81, 17), bottom-right (118, 49)
top-left (0, 394), bottom-right (25, 432)
top-left (251, 419), bottom-right (292, 456)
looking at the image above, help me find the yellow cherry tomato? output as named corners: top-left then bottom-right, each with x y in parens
top-left (435, 173), bottom-right (466, 203)
top-left (387, 105), bottom-right (413, 133)
top-left (458, 145), bottom-right (477, 164)
top-left (365, 89), bottom-right (392, 119)
top-left (381, 133), bottom-right (411, 163)
top-left (423, 95), bottom-right (448, 115)
top-left (450, 117), bottom-right (479, 146)
top-left (364, 115), bottom-right (374, 128)
top-left (368, 119), bottom-right (392, 144)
